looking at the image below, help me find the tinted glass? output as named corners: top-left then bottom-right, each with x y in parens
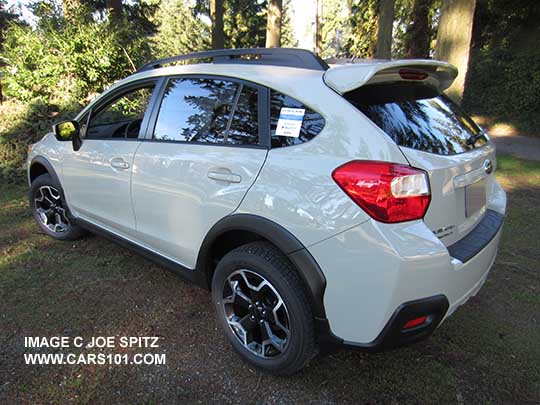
top-left (226, 84), bottom-right (259, 145)
top-left (154, 78), bottom-right (259, 145)
top-left (86, 86), bottom-right (154, 139)
top-left (270, 91), bottom-right (325, 148)
top-left (346, 82), bottom-right (488, 155)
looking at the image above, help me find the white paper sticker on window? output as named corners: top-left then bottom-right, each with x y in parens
top-left (275, 108), bottom-right (305, 138)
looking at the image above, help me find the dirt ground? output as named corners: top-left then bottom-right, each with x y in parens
top-left (1, 154), bottom-right (539, 403)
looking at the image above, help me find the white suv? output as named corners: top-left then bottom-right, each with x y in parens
top-left (27, 48), bottom-right (506, 375)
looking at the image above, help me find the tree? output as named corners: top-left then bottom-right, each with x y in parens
top-left (404, 0), bottom-right (435, 57)
top-left (105, 0), bottom-right (122, 19)
top-left (266, 0), bottom-right (282, 47)
top-left (153, 0), bottom-right (209, 57)
top-left (435, 0), bottom-right (476, 103)
top-left (210, 0), bottom-right (224, 49)
top-left (374, 0), bottom-right (395, 58)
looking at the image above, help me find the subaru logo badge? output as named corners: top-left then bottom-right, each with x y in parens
top-left (483, 159), bottom-right (493, 174)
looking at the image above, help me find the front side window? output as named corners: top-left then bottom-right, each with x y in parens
top-left (153, 78), bottom-right (259, 145)
top-left (86, 85), bottom-right (155, 139)
top-left (270, 91), bottom-right (325, 148)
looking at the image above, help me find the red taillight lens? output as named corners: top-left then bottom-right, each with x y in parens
top-left (332, 161), bottom-right (431, 223)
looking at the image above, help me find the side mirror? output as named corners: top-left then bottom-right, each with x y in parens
top-left (53, 120), bottom-right (79, 141)
top-left (53, 120), bottom-right (83, 151)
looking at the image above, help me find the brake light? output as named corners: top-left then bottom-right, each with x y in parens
top-left (332, 161), bottom-right (431, 223)
top-left (399, 69), bottom-right (428, 81)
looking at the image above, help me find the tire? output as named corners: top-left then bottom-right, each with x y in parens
top-left (29, 173), bottom-right (86, 241)
top-left (212, 241), bottom-right (317, 375)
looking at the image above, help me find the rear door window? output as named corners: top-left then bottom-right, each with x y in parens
top-left (153, 78), bottom-right (260, 146)
top-left (345, 82), bottom-right (488, 155)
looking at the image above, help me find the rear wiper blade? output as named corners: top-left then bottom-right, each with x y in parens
top-left (466, 129), bottom-right (487, 145)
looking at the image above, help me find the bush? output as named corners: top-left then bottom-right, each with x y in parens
top-left (0, 99), bottom-right (80, 182)
top-left (1, 8), bottom-right (151, 105)
top-left (464, 48), bottom-right (540, 135)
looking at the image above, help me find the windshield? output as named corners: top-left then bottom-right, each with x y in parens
top-left (345, 82), bottom-right (488, 155)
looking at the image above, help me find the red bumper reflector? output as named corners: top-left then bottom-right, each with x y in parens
top-left (403, 316), bottom-right (428, 330)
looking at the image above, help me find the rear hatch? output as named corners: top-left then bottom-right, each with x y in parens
top-left (325, 61), bottom-right (494, 246)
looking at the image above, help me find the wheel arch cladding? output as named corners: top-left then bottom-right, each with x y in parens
top-left (29, 156), bottom-right (60, 186)
top-left (197, 214), bottom-right (328, 319)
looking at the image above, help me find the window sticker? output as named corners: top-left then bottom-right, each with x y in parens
top-left (275, 108), bottom-right (305, 137)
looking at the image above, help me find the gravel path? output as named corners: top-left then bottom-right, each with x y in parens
top-left (490, 132), bottom-right (540, 161)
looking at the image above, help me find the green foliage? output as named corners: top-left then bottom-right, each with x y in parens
top-left (152, 0), bottom-right (210, 57)
top-left (463, 48), bottom-right (540, 134)
top-left (0, 99), bottom-right (80, 182)
top-left (1, 1), bottom-right (152, 104)
top-left (319, 0), bottom-right (353, 58)
top-left (223, 0), bottom-right (267, 48)
top-left (464, 0), bottom-right (540, 135)
top-left (344, 0), bottom-right (378, 58)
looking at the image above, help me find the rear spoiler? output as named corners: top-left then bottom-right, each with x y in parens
top-left (323, 59), bottom-right (458, 94)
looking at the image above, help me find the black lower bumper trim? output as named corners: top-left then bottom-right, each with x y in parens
top-left (447, 209), bottom-right (504, 263)
top-left (316, 295), bottom-right (450, 354)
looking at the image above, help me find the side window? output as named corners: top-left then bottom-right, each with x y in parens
top-left (86, 85), bottom-right (155, 140)
top-left (153, 78), bottom-right (260, 146)
top-left (270, 91), bottom-right (325, 148)
top-left (227, 84), bottom-right (259, 145)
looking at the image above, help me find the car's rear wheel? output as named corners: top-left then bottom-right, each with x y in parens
top-left (212, 241), bottom-right (317, 375)
top-left (29, 173), bottom-right (85, 240)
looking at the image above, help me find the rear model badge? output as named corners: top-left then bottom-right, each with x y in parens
top-left (483, 159), bottom-right (493, 174)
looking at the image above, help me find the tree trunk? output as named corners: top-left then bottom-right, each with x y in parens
top-left (266, 0), bottom-right (282, 48)
top-left (105, 0), bottom-right (122, 20)
top-left (374, 0), bottom-right (395, 59)
top-left (315, 0), bottom-right (322, 54)
top-left (210, 0), bottom-right (225, 50)
top-left (435, 0), bottom-right (476, 103)
top-left (404, 0), bottom-right (434, 58)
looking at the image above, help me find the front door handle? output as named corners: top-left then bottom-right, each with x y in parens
top-left (110, 157), bottom-right (130, 170)
top-left (207, 171), bottom-right (242, 183)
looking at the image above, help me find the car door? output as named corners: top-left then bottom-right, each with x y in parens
top-left (62, 81), bottom-right (159, 238)
top-left (131, 76), bottom-right (268, 268)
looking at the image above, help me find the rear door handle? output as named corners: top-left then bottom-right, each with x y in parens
top-left (207, 171), bottom-right (242, 183)
top-left (110, 157), bottom-right (130, 170)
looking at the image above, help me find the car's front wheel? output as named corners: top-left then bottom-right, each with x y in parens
top-left (29, 173), bottom-right (85, 240)
top-left (211, 241), bottom-right (317, 375)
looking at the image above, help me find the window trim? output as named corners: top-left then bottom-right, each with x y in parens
top-left (82, 78), bottom-right (162, 142)
top-left (143, 74), bottom-right (270, 149)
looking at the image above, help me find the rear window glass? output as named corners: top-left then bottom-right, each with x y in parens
top-left (345, 82), bottom-right (487, 155)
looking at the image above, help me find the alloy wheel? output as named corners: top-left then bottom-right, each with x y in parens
top-left (34, 185), bottom-right (70, 234)
top-left (221, 269), bottom-right (291, 358)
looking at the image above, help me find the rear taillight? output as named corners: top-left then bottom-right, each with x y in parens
top-left (332, 161), bottom-right (431, 223)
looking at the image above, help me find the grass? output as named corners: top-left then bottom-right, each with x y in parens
top-left (0, 153), bottom-right (539, 403)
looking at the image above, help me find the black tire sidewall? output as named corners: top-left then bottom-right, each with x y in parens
top-left (212, 247), bottom-right (313, 374)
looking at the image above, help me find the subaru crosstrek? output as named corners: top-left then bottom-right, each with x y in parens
top-left (27, 48), bottom-right (506, 375)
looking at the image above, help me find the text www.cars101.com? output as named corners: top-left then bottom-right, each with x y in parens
top-left (24, 353), bottom-right (166, 365)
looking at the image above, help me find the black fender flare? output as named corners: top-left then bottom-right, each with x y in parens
top-left (196, 213), bottom-right (328, 319)
top-left (29, 156), bottom-right (62, 188)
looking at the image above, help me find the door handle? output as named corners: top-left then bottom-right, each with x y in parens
top-left (110, 157), bottom-right (130, 170)
top-left (207, 171), bottom-right (242, 183)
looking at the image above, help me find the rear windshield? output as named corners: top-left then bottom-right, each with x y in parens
top-left (345, 82), bottom-right (488, 155)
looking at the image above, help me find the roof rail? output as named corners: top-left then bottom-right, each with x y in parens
top-left (137, 48), bottom-right (329, 72)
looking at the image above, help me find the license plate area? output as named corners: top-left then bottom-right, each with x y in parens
top-left (465, 179), bottom-right (486, 217)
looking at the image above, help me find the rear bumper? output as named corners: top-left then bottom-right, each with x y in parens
top-left (308, 202), bottom-right (505, 349)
